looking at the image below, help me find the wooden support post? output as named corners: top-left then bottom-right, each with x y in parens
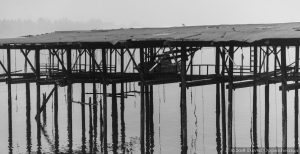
top-left (81, 83), bottom-right (86, 153)
top-left (120, 49), bottom-right (126, 153)
top-left (7, 48), bottom-right (12, 153)
top-left (140, 83), bottom-right (145, 154)
top-left (88, 97), bottom-right (93, 154)
top-left (140, 48), bottom-right (145, 154)
top-left (91, 50), bottom-right (98, 152)
top-left (280, 46), bottom-right (287, 153)
top-left (54, 84), bottom-right (59, 153)
top-left (112, 83), bottom-right (118, 153)
top-left (221, 48), bottom-right (227, 153)
top-left (35, 48), bottom-right (41, 153)
top-left (295, 46), bottom-right (299, 151)
top-left (215, 47), bottom-right (221, 153)
top-left (145, 85), bottom-right (150, 153)
top-left (253, 46), bottom-right (258, 151)
top-left (265, 47), bottom-right (270, 152)
top-left (92, 82), bottom-right (97, 152)
top-left (101, 48), bottom-right (108, 153)
top-left (180, 46), bottom-right (188, 153)
top-left (228, 46), bottom-right (234, 153)
top-left (66, 48), bottom-right (73, 153)
top-left (149, 85), bottom-right (154, 152)
top-left (26, 82), bottom-right (31, 153)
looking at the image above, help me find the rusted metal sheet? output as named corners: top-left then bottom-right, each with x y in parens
top-left (2, 22), bottom-right (300, 45)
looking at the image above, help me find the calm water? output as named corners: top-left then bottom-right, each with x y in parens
top-left (0, 81), bottom-right (297, 153)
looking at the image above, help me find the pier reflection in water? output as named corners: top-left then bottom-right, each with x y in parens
top-left (3, 81), bottom-right (299, 153)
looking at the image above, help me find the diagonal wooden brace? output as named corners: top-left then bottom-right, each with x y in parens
top-left (35, 86), bottom-right (56, 119)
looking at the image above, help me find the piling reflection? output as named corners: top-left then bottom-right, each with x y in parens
top-left (26, 83), bottom-right (32, 153)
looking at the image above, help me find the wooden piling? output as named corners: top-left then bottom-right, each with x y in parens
top-left (216, 47), bottom-right (221, 153)
top-left (265, 47), bottom-right (270, 152)
top-left (66, 48), bottom-right (73, 153)
top-left (253, 46), bottom-right (258, 151)
top-left (149, 85), bottom-right (154, 153)
top-left (35, 48), bottom-right (42, 153)
top-left (88, 97), bottom-right (93, 153)
top-left (26, 83), bottom-right (31, 153)
top-left (221, 48), bottom-right (227, 153)
top-left (228, 46), bottom-right (234, 153)
top-left (280, 46), bottom-right (287, 153)
top-left (101, 48), bottom-right (108, 153)
top-left (7, 48), bottom-right (12, 153)
top-left (92, 50), bottom-right (98, 152)
top-left (145, 85), bottom-right (150, 152)
top-left (120, 49), bottom-right (126, 153)
top-left (295, 46), bottom-right (299, 151)
top-left (180, 46), bottom-right (188, 153)
top-left (112, 83), bottom-right (118, 154)
top-left (140, 48), bottom-right (145, 154)
top-left (92, 82), bottom-right (97, 152)
top-left (54, 84), bottom-right (59, 153)
top-left (81, 83), bottom-right (86, 153)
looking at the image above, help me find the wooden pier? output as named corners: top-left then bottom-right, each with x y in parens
top-left (2, 22), bottom-right (300, 153)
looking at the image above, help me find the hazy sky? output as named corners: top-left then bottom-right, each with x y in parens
top-left (1, 0), bottom-right (300, 27)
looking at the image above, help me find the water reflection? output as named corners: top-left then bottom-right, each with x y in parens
top-left (8, 83), bottom-right (157, 154)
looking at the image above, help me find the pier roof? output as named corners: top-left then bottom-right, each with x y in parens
top-left (2, 22), bottom-right (300, 47)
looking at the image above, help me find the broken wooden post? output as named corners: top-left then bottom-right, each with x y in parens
top-left (295, 46), bottom-right (299, 151)
top-left (180, 46), bottom-right (188, 153)
top-left (280, 46), bottom-right (287, 153)
top-left (42, 93), bottom-right (47, 125)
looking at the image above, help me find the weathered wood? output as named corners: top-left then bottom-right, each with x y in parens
top-left (66, 48), bottom-right (73, 153)
top-left (227, 46), bottom-right (234, 153)
top-left (180, 46), bottom-right (188, 153)
top-left (7, 48), bottom-right (12, 153)
top-left (54, 84), bottom-right (59, 153)
top-left (26, 82), bottom-right (31, 152)
top-left (140, 83), bottom-right (145, 154)
top-left (81, 83), bottom-right (86, 153)
top-left (111, 83), bottom-right (118, 153)
top-left (102, 48), bottom-right (108, 153)
top-left (215, 47), bottom-right (221, 153)
top-left (265, 47), bottom-right (270, 152)
top-left (35, 86), bottom-right (56, 119)
top-left (253, 46), bottom-right (258, 152)
top-left (221, 47), bottom-right (227, 153)
top-left (295, 46), bottom-right (299, 151)
top-left (280, 46), bottom-right (287, 153)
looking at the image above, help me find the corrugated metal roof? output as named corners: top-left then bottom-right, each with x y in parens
top-left (1, 22), bottom-right (300, 45)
